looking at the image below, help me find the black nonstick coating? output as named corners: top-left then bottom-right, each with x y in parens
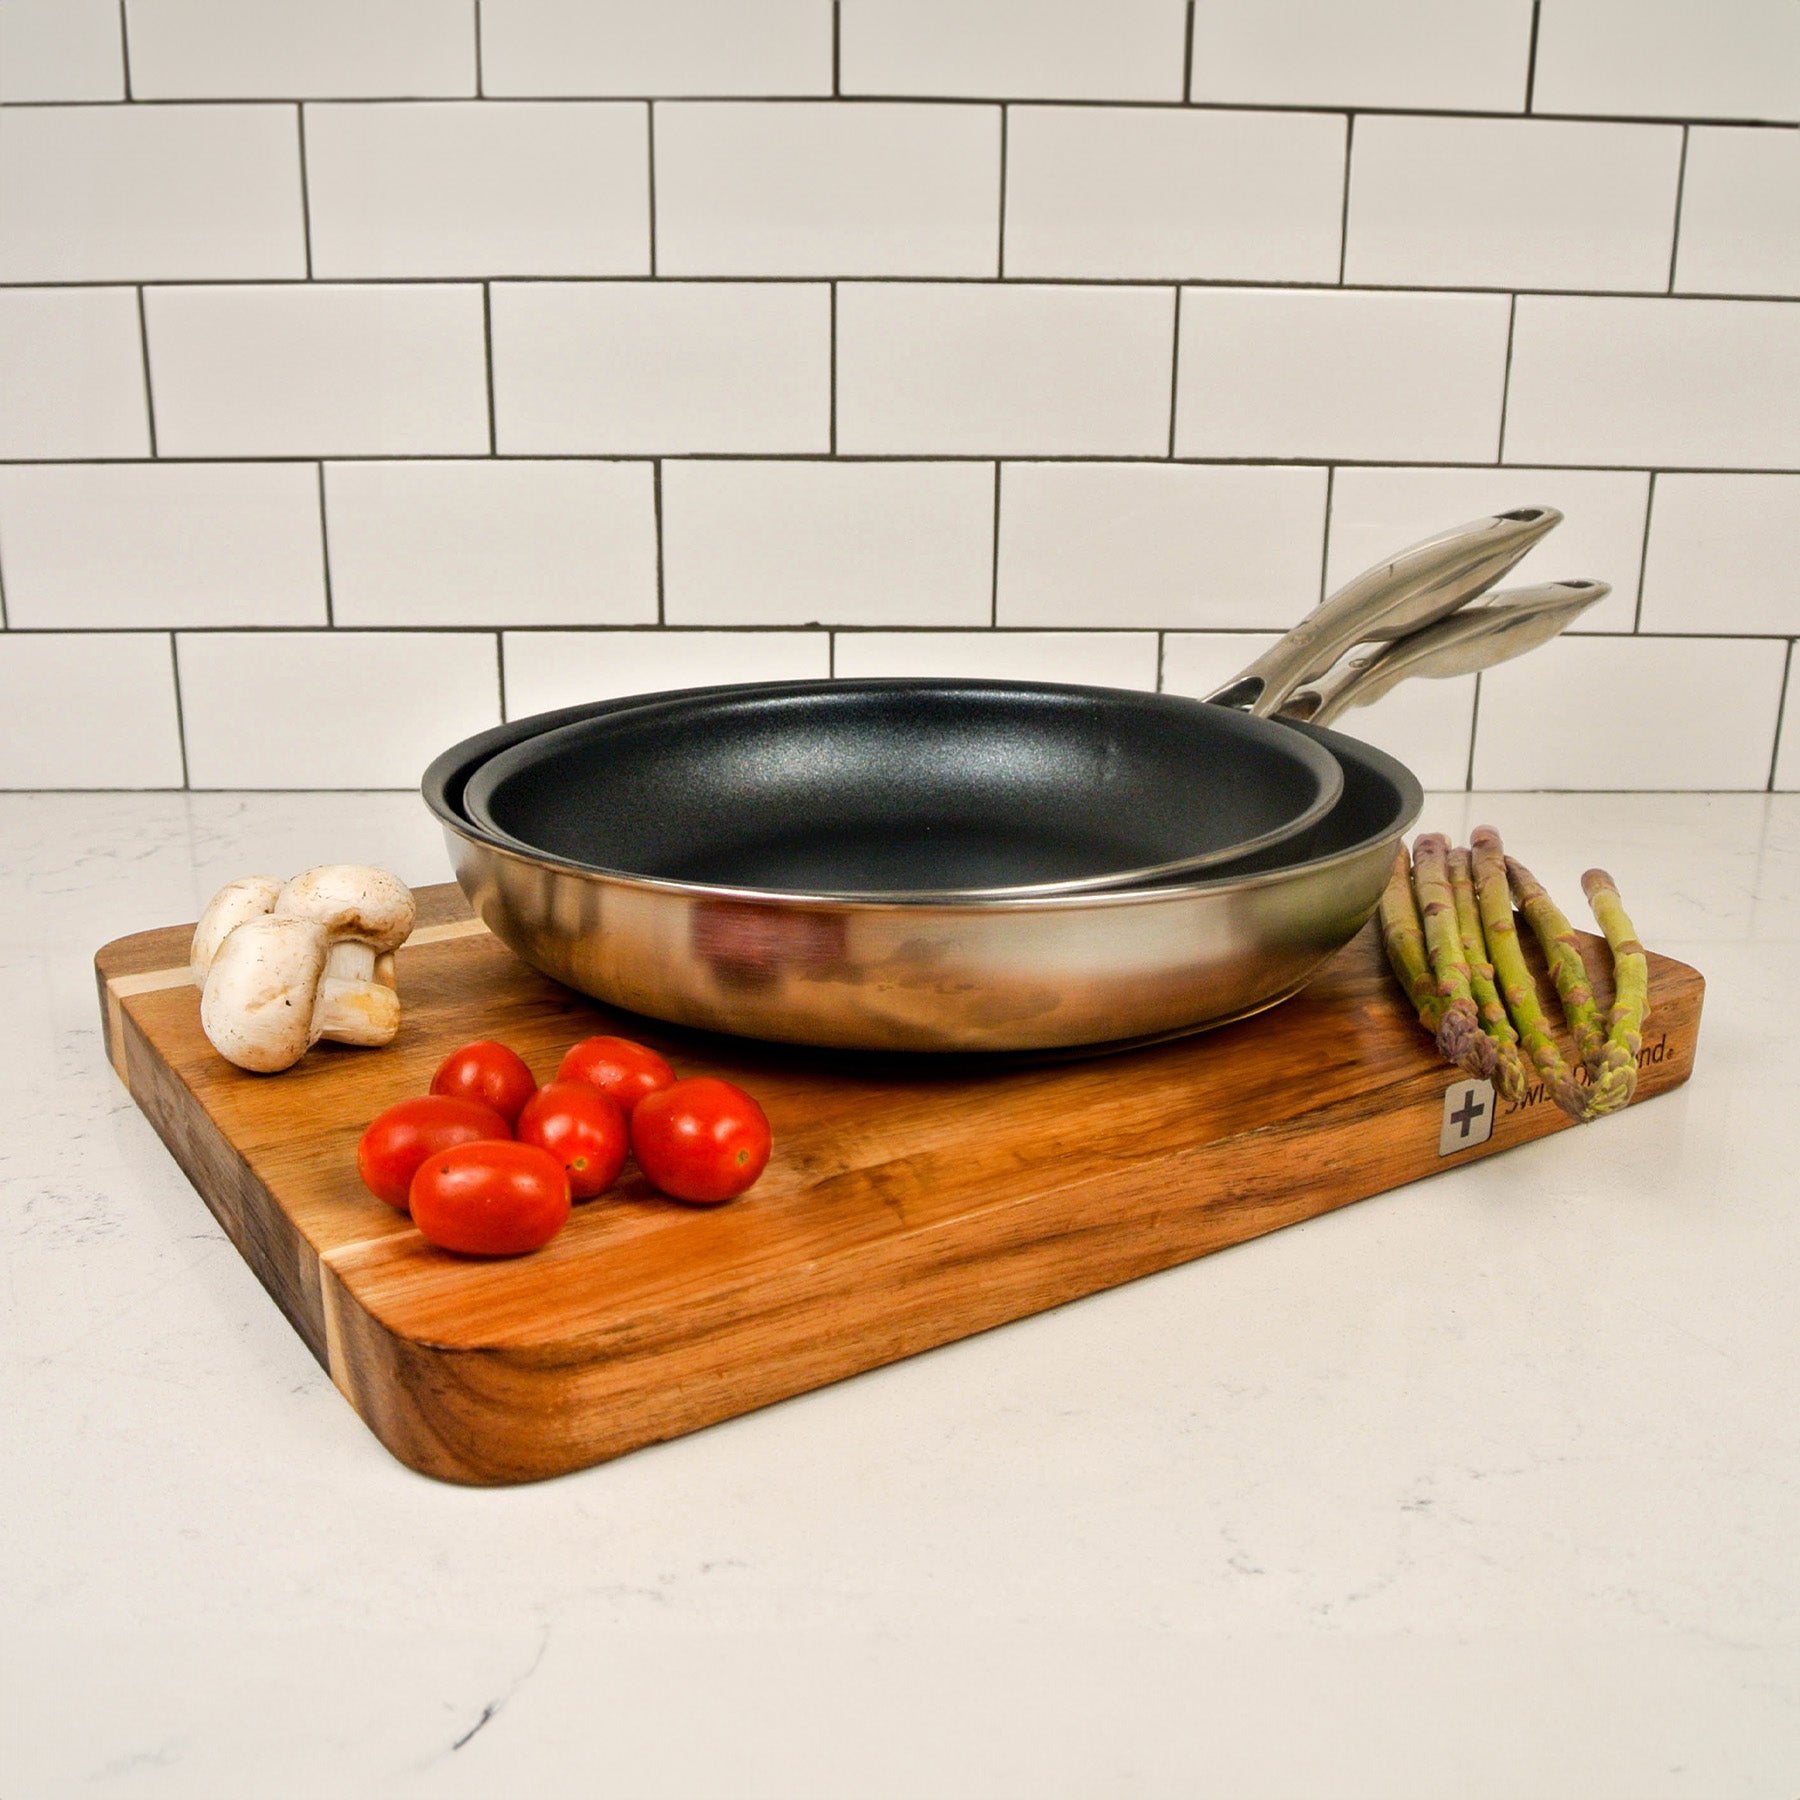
top-left (460, 679), bottom-right (1345, 900)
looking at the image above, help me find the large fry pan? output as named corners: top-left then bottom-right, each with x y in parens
top-left (460, 507), bottom-right (1558, 903)
top-left (426, 693), bottom-right (1422, 1053)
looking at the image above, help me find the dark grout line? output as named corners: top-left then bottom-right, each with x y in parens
top-left (1336, 115), bottom-right (1354, 284)
top-left (168, 631), bottom-right (191, 787)
top-left (1768, 639), bottom-right (1795, 792)
top-left (18, 92), bottom-right (1798, 128)
top-left (989, 462), bottom-right (1001, 626)
top-left (493, 629), bottom-right (505, 720)
top-left (1495, 292), bottom-right (1518, 464)
top-left (134, 286), bottom-right (158, 456)
top-left (1463, 672), bottom-right (1483, 791)
top-left (295, 105), bottom-right (313, 279)
top-left (1316, 465), bottom-right (1336, 606)
top-left (1633, 470), bottom-right (1657, 631)
top-left (652, 458), bottom-right (665, 624)
top-left (828, 280), bottom-right (838, 455)
top-left (996, 106), bottom-right (1008, 278)
top-left (645, 102), bottom-right (658, 277)
top-left (481, 281), bottom-right (497, 453)
top-left (1522, 0), bottom-right (1543, 113)
top-left (473, 0), bottom-right (484, 99)
top-left (1666, 124), bottom-right (1691, 292)
top-left (316, 462), bottom-right (334, 625)
top-left (116, 0), bottom-right (132, 101)
top-left (4, 453), bottom-right (1798, 475)
top-left (832, 1), bottom-right (841, 97)
top-left (1182, 0), bottom-right (1196, 105)
top-left (5, 274), bottom-right (1799, 301)
top-left (1166, 288), bottom-right (1182, 458)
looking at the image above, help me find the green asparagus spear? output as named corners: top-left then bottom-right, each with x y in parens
top-left (1410, 832), bottom-right (1496, 1080)
top-left (1506, 854), bottom-right (1608, 1078)
top-left (1470, 827), bottom-right (1587, 1122)
top-left (1378, 847), bottom-right (1444, 1033)
top-left (1580, 867), bottom-right (1650, 1119)
top-left (1449, 844), bottom-right (1526, 1103)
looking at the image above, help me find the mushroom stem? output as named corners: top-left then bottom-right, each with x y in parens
top-left (311, 939), bottom-right (400, 1046)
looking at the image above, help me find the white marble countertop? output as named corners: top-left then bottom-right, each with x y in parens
top-left (5, 789), bottom-right (1797, 1798)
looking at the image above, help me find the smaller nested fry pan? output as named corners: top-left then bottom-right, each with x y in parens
top-left (463, 680), bottom-right (1345, 902)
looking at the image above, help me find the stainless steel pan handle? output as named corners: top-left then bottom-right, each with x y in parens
top-left (1278, 579), bottom-right (1610, 726)
top-left (1207, 506), bottom-right (1563, 717)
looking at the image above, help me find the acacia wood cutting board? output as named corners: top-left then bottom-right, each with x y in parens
top-left (96, 883), bottom-right (1703, 1486)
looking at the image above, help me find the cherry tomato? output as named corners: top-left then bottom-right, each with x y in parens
top-left (557, 1035), bottom-right (675, 1117)
top-left (356, 1094), bottom-right (511, 1210)
top-left (630, 1076), bottom-right (771, 1205)
top-left (409, 1141), bottom-right (571, 1257)
top-left (515, 1080), bottom-right (629, 1200)
top-left (430, 1039), bottom-right (538, 1127)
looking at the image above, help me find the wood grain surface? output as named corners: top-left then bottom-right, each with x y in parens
top-left (97, 883), bottom-right (1704, 1486)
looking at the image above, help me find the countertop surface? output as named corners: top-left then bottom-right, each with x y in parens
top-left (5, 789), bottom-right (1797, 1799)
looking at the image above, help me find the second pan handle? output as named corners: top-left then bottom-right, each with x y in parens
top-left (1207, 506), bottom-right (1563, 717)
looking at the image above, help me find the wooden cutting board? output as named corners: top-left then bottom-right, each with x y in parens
top-left (97, 884), bottom-right (1702, 1486)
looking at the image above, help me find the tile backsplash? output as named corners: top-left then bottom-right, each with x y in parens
top-left (0, 0), bottom-right (1794, 792)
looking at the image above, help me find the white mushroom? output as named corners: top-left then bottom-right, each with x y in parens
top-left (192, 864), bottom-right (417, 1072)
top-left (190, 875), bottom-right (281, 982)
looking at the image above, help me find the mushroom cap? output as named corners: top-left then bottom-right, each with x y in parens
top-left (199, 915), bottom-right (330, 1073)
top-left (273, 864), bottom-right (416, 955)
top-left (191, 875), bottom-right (281, 982)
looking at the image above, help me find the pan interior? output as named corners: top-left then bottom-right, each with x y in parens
top-left (465, 682), bottom-right (1341, 897)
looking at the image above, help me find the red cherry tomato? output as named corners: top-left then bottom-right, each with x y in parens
top-left (630, 1076), bottom-right (771, 1205)
top-left (515, 1080), bottom-right (629, 1200)
top-left (408, 1141), bottom-right (571, 1257)
top-left (356, 1094), bottom-right (511, 1210)
top-left (430, 1039), bottom-right (538, 1127)
top-left (557, 1035), bottom-right (675, 1117)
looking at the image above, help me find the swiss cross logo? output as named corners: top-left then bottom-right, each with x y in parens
top-left (1438, 1077), bottom-right (1496, 1155)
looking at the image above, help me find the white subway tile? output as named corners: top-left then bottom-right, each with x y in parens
top-left (1675, 128), bottom-right (1800, 298)
top-left (661, 461), bottom-right (994, 626)
top-left (654, 102), bottom-right (1000, 278)
top-left (503, 629), bottom-right (831, 718)
top-left (1189, 0), bottom-right (1534, 111)
top-left (177, 630), bottom-right (500, 788)
top-left (841, 0), bottom-right (1186, 102)
top-left (1504, 297), bottom-right (1800, 471)
top-left (1639, 474), bottom-right (1800, 635)
top-left (1316, 677), bottom-right (1478, 792)
top-left (0, 104), bottom-right (304, 283)
top-left (833, 630), bottom-right (1158, 688)
top-left (1175, 288), bottom-right (1511, 462)
top-left (0, 287), bottom-right (148, 459)
top-left (1158, 630), bottom-right (1279, 702)
top-left (0, 0), bottom-right (124, 100)
top-left (125, 0), bottom-right (476, 98)
top-left (324, 460), bottom-right (657, 627)
top-left (1345, 117), bottom-right (1681, 293)
top-left (1471, 634), bottom-right (1787, 790)
top-left (1004, 107), bottom-right (1344, 283)
top-left (143, 284), bottom-right (489, 457)
top-left (482, 0), bottom-right (831, 98)
top-left (1531, 0), bottom-right (1800, 123)
top-left (1326, 468), bottom-right (1649, 633)
top-left (0, 633), bottom-right (183, 788)
top-left (1161, 629), bottom-right (1477, 787)
top-left (304, 101), bottom-right (648, 279)
top-left (491, 282), bottom-right (830, 454)
top-left (996, 463), bottom-right (1327, 630)
top-left (836, 283), bottom-right (1174, 456)
top-left (0, 464), bottom-right (325, 630)
top-left (1776, 674), bottom-right (1798, 790)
